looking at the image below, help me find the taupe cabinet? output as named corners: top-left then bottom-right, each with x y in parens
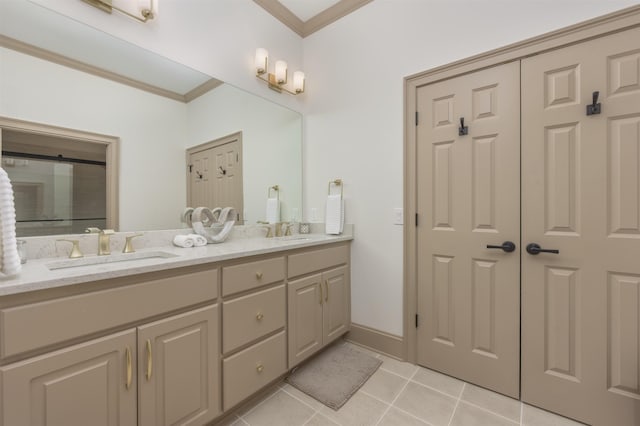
top-left (0, 241), bottom-right (351, 425)
top-left (288, 245), bottom-right (351, 368)
top-left (0, 268), bottom-right (220, 426)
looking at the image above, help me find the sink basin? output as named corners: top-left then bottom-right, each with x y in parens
top-left (46, 251), bottom-right (179, 270)
top-left (272, 235), bottom-right (312, 241)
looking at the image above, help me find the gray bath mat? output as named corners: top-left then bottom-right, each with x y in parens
top-left (285, 342), bottom-right (382, 410)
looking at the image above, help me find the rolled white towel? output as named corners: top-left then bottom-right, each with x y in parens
top-left (173, 234), bottom-right (195, 248)
top-left (188, 234), bottom-right (208, 247)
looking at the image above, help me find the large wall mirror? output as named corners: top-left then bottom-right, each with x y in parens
top-left (0, 0), bottom-right (302, 236)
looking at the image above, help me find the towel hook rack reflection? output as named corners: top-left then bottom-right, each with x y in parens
top-left (268, 185), bottom-right (279, 200)
top-left (328, 179), bottom-right (343, 199)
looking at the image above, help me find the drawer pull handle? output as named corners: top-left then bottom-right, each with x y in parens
top-left (125, 347), bottom-right (132, 390)
top-left (256, 271), bottom-right (263, 279)
top-left (325, 280), bottom-right (329, 302)
top-left (256, 312), bottom-right (264, 321)
top-left (319, 283), bottom-right (323, 305)
top-left (146, 339), bottom-right (153, 381)
top-left (256, 364), bottom-right (264, 373)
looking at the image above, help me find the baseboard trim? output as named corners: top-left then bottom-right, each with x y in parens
top-left (345, 323), bottom-right (405, 360)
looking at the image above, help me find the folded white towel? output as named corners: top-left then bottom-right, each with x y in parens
top-left (188, 233), bottom-right (208, 247)
top-left (0, 168), bottom-right (21, 276)
top-left (325, 194), bottom-right (344, 235)
top-left (266, 197), bottom-right (280, 224)
top-left (173, 234), bottom-right (194, 248)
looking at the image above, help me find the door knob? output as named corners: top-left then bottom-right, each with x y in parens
top-left (526, 243), bottom-right (559, 255)
top-left (486, 241), bottom-right (516, 253)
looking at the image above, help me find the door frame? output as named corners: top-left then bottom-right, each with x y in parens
top-left (186, 131), bottom-right (243, 211)
top-left (403, 5), bottom-right (640, 364)
top-left (0, 116), bottom-right (120, 231)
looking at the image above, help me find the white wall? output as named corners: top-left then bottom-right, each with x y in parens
top-left (0, 47), bottom-right (188, 231)
top-left (301, 0), bottom-right (640, 336)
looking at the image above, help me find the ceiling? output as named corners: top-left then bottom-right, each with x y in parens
top-left (253, 0), bottom-right (373, 37)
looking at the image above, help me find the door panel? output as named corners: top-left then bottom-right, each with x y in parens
top-left (416, 61), bottom-right (521, 398)
top-left (522, 26), bottom-right (640, 426)
top-left (323, 265), bottom-right (350, 344)
top-left (0, 329), bottom-right (137, 426)
top-left (137, 305), bottom-right (219, 426)
top-left (288, 274), bottom-right (324, 367)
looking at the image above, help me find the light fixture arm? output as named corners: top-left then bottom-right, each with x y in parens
top-left (81, 0), bottom-right (154, 23)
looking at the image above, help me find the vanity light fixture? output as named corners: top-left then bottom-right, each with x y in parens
top-left (255, 48), bottom-right (305, 95)
top-left (81, 0), bottom-right (155, 23)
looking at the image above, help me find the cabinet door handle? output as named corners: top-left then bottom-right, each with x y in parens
top-left (256, 271), bottom-right (263, 279)
top-left (125, 346), bottom-right (132, 390)
top-left (146, 339), bottom-right (153, 381)
top-left (324, 280), bottom-right (329, 302)
top-left (319, 283), bottom-right (323, 305)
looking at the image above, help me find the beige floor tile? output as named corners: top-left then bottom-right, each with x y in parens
top-left (377, 407), bottom-right (431, 426)
top-left (304, 412), bottom-right (340, 426)
top-left (393, 381), bottom-right (457, 426)
top-left (319, 391), bottom-right (389, 426)
top-left (460, 383), bottom-right (521, 422)
top-left (242, 390), bottom-right (315, 426)
top-left (522, 404), bottom-right (586, 426)
top-left (235, 385), bottom-right (281, 417)
top-left (411, 367), bottom-right (464, 398)
top-left (359, 368), bottom-right (408, 403)
top-left (281, 383), bottom-right (326, 411)
top-left (377, 354), bottom-right (418, 379)
top-left (449, 402), bottom-right (518, 426)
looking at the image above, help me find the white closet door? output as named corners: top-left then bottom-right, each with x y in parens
top-left (416, 61), bottom-right (521, 398)
top-left (521, 26), bottom-right (640, 426)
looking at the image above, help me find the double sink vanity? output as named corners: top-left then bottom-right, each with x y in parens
top-left (0, 228), bottom-right (352, 425)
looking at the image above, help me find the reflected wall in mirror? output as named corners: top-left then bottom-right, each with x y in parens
top-left (0, 1), bottom-right (302, 236)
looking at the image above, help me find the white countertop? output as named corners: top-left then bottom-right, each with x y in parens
top-left (0, 233), bottom-right (352, 297)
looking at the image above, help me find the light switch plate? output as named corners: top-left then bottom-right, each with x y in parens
top-left (394, 208), bottom-right (404, 225)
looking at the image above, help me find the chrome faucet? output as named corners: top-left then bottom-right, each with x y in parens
top-left (85, 227), bottom-right (115, 255)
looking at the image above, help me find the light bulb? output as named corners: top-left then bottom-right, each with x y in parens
top-left (293, 71), bottom-right (305, 93)
top-left (275, 60), bottom-right (287, 84)
top-left (255, 48), bottom-right (268, 74)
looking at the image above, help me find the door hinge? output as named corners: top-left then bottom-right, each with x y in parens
top-left (415, 313), bottom-right (419, 328)
top-left (189, 164), bottom-right (193, 173)
top-left (236, 153), bottom-right (239, 162)
top-left (415, 213), bottom-right (419, 227)
top-left (415, 111), bottom-right (419, 126)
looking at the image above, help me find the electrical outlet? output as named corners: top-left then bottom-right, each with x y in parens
top-left (394, 208), bottom-right (404, 225)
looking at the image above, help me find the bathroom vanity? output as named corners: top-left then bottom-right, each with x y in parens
top-left (0, 232), bottom-right (351, 426)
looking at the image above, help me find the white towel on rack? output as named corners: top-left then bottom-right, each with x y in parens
top-left (0, 168), bottom-right (21, 276)
top-left (325, 194), bottom-right (344, 235)
top-left (266, 197), bottom-right (280, 224)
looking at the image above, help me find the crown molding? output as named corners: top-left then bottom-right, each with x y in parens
top-left (253, 0), bottom-right (373, 38)
top-left (0, 35), bottom-right (220, 103)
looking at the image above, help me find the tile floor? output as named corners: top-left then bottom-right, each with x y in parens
top-left (221, 342), bottom-right (585, 426)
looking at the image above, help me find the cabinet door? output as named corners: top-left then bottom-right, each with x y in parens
top-left (137, 304), bottom-right (219, 426)
top-left (322, 266), bottom-right (350, 344)
top-left (288, 274), bottom-right (324, 367)
top-left (0, 329), bottom-right (137, 426)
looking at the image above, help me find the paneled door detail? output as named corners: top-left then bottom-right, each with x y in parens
top-left (521, 26), bottom-right (640, 426)
top-left (416, 61), bottom-right (521, 398)
top-left (188, 133), bottom-right (243, 222)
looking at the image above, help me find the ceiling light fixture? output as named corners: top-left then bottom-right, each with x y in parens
top-left (81, 0), bottom-right (155, 23)
top-left (255, 48), bottom-right (305, 95)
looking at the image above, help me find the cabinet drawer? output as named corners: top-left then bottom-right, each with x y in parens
top-left (222, 257), bottom-right (284, 296)
top-left (223, 331), bottom-right (286, 410)
top-left (0, 268), bottom-right (218, 360)
top-left (288, 244), bottom-right (349, 278)
top-left (222, 285), bottom-right (285, 353)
